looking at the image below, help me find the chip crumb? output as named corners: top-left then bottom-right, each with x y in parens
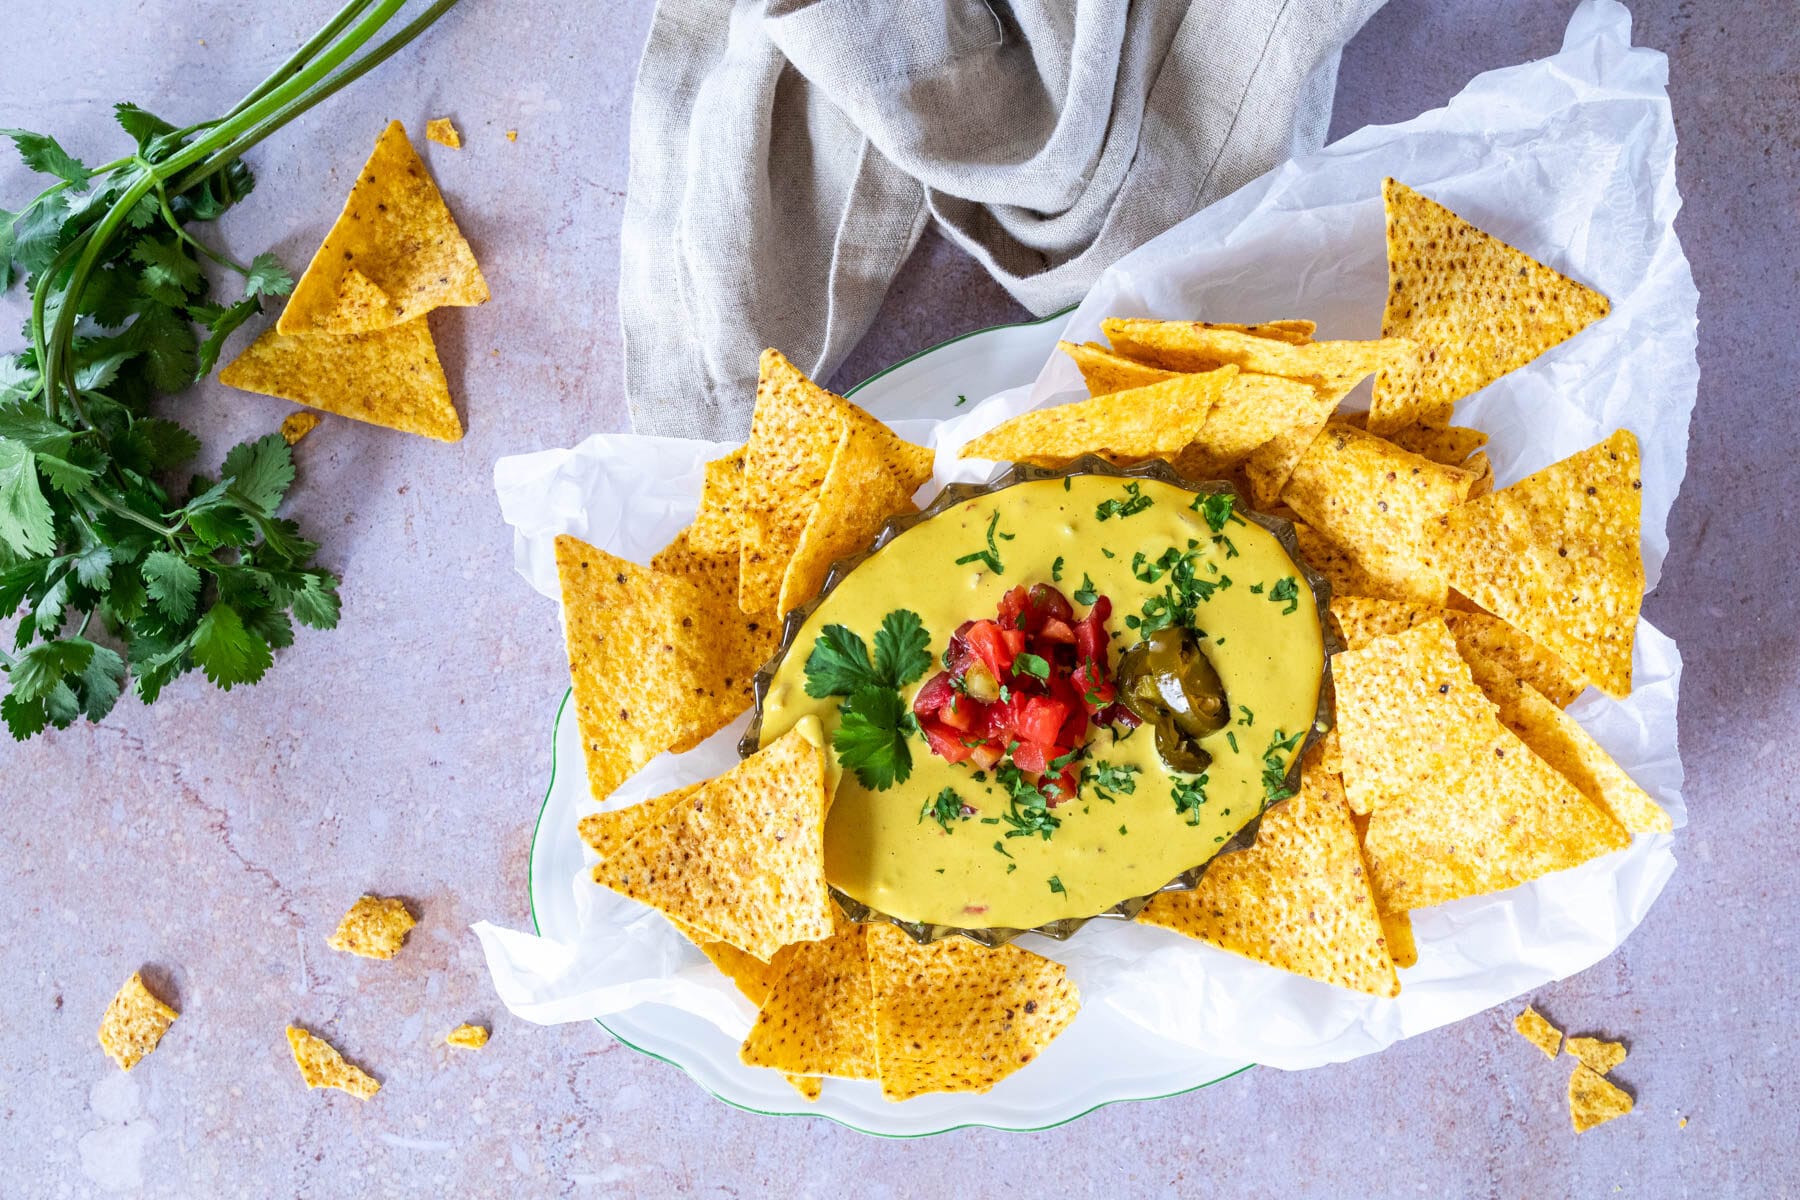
top-left (1569, 1064), bottom-right (1633, 1132)
top-left (425, 117), bottom-right (462, 149)
top-left (97, 972), bottom-right (179, 1070)
top-left (287, 1026), bottom-right (381, 1099)
top-left (1566, 1035), bottom-right (1627, 1075)
top-left (280, 411), bottom-right (321, 446)
top-left (327, 895), bottom-right (416, 959)
top-left (446, 1023), bottom-right (489, 1049)
top-left (1679, 1115), bottom-right (1687, 1128)
top-left (1513, 1005), bottom-right (1562, 1059)
top-left (506, 129), bottom-right (518, 142)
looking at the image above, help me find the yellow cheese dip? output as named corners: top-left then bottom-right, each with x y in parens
top-left (759, 475), bottom-right (1325, 930)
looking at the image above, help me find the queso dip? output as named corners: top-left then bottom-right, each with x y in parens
top-left (759, 474), bottom-right (1326, 930)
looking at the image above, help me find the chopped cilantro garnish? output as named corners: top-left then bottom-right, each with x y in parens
top-left (993, 840), bottom-right (1013, 859)
top-left (1081, 760), bottom-right (1140, 803)
top-left (1118, 824), bottom-right (1128, 836)
top-left (1095, 481), bottom-right (1154, 521)
top-left (1048, 745), bottom-right (1087, 773)
top-left (833, 686), bottom-right (916, 790)
top-left (1260, 728), bottom-right (1307, 805)
top-left (1225, 731), bottom-right (1239, 754)
top-left (1048, 875), bottom-right (1066, 895)
top-left (996, 764), bottom-right (1061, 841)
top-left (921, 787), bottom-right (968, 833)
top-left (955, 509), bottom-right (1015, 575)
top-left (1014, 652), bottom-right (1050, 681)
top-left (1213, 533), bottom-right (1239, 559)
top-left (1073, 573), bottom-right (1098, 606)
top-left (1100, 547), bottom-right (1116, 558)
top-left (1171, 774), bottom-right (1210, 826)
top-left (1269, 575), bottom-right (1301, 614)
top-left (1249, 582), bottom-right (1264, 594)
top-left (1237, 705), bottom-right (1255, 727)
top-left (1051, 556), bottom-right (1065, 582)
top-left (1191, 492), bottom-right (1242, 533)
top-left (955, 393), bottom-right (969, 406)
top-left (1063, 476), bottom-right (1072, 492)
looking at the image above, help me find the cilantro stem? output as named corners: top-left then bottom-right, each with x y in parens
top-left (153, 182), bottom-right (253, 276)
top-left (221, 0), bottom-right (381, 122)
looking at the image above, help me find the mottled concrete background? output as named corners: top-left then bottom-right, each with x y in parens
top-left (1, 1), bottom-right (1795, 1196)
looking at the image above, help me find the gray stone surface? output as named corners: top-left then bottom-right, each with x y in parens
top-left (1, 1), bottom-right (1794, 1196)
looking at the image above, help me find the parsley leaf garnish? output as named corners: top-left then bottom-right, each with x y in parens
top-left (803, 625), bottom-right (881, 697)
top-left (1269, 576), bottom-right (1301, 615)
top-left (834, 686), bottom-right (916, 790)
top-left (1073, 573), bottom-right (1098, 606)
top-left (873, 609), bottom-right (933, 688)
top-left (921, 787), bottom-right (968, 833)
top-left (1095, 481), bottom-right (1153, 521)
top-left (1171, 774), bottom-right (1210, 826)
top-left (1261, 728), bottom-right (1307, 805)
top-left (1081, 760), bottom-right (1139, 803)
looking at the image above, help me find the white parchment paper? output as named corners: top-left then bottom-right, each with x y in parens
top-left (477, 0), bottom-right (1694, 1073)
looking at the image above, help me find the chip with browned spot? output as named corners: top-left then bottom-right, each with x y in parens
top-left (739, 920), bottom-right (876, 1080)
top-left (866, 923), bottom-right (1080, 1100)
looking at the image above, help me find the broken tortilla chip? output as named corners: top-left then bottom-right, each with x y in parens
top-left (689, 448), bottom-right (747, 555)
top-left (287, 1026), bottom-right (380, 1099)
top-left (555, 535), bottom-right (752, 802)
top-left (867, 923), bottom-right (1080, 1100)
top-left (780, 421), bottom-right (921, 614)
top-left (279, 411), bottom-right (321, 446)
top-left (1514, 1005), bottom-right (1563, 1059)
top-left (1378, 178), bottom-right (1611, 428)
top-left (1380, 909), bottom-right (1418, 969)
top-left (445, 1024), bottom-right (489, 1049)
top-left (279, 120), bottom-right (488, 334)
top-left (960, 367), bottom-right (1238, 467)
top-left (1383, 422), bottom-right (1488, 466)
top-left (739, 921), bottom-right (876, 1080)
top-left (1336, 621), bottom-right (1628, 910)
top-left (1244, 419), bottom-right (1330, 510)
top-left (1101, 319), bottom-right (1411, 398)
top-left (594, 724), bottom-right (833, 960)
top-left (1282, 422), bottom-right (1474, 605)
top-left (1427, 429), bottom-right (1643, 698)
top-left (1059, 340), bottom-right (1179, 396)
top-left (98, 972), bottom-right (178, 1070)
top-left (1567, 1035), bottom-right (1627, 1075)
top-left (580, 787), bottom-right (698, 863)
top-left (1137, 761), bottom-right (1399, 997)
top-left (425, 117), bottom-right (462, 149)
top-left (326, 895), bottom-right (416, 960)
top-left (219, 318), bottom-right (462, 442)
top-left (1460, 649), bottom-right (1668, 834)
top-left (1104, 319), bottom-right (1316, 366)
top-left (1569, 1065), bottom-right (1634, 1132)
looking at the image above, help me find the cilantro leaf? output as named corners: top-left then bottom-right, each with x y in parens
top-left (833, 685), bottom-right (913, 790)
top-left (74, 639), bottom-right (125, 720)
top-left (122, 302), bottom-right (198, 392)
top-left (190, 603), bottom-right (272, 690)
top-left (0, 441), bottom-right (56, 556)
top-left (803, 624), bottom-right (879, 698)
top-left (10, 194), bottom-right (68, 278)
top-left (291, 572), bottom-right (341, 630)
top-left (8, 638), bottom-right (91, 701)
top-left (193, 297), bottom-right (262, 380)
top-left (920, 787), bottom-right (968, 834)
top-left (1013, 652), bottom-right (1050, 681)
top-left (220, 434), bottom-right (294, 515)
top-left (873, 609), bottom-right (932, 689)
top-left (0, 128), bottom-right (90, 186)
top-left (142, 550), bottom-right (200, 621)
top-left (1172, 774), bottom-right (1210, 825)
top-left (131, 235), bottom-right (205, 301)
top-left (1, 691), bottom-right (49, 739)
top-left (243, 252), bottom-right (295, 298)
top-left (1269, 575), bottom-right (1300, 615)
top-left (112, 103), bottom-right (178, 151)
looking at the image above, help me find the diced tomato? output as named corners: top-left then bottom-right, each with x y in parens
top-left (1012, 740), bottom-right (1050, 775)
top-left (1038, 617), bottom-right (1076, 644)
top-left (1000, 628), bottom-right (1027, 659)
top-left (912, 670), bottom-right (955, 717)
top-left (921, 719), bottom-right (975, 765)
top-left (1046, 766), bottom-right (1081, 805)
top-left (937, 694), bottom-right (978, 731)
top-left (1027, 583), bottom-right (1074, 623)
top-left (1074, 609), bottom-right (1109, 664)
top-left (969, 742), bottom-right (1003, 770)
top-left (966, 620), bottom-right (1014, 676)
top-left (997, 585), bottom-right (1030, 629)
top-left (1014, 696), bottom-right (1067, 747)
top-left (981, 693), bottom-right (1025, 742)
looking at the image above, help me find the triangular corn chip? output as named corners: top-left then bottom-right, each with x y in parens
top-left (739, 921), bottom-right (876, 1080)
top-left (1427, 430), bottom-right (1643, 697)
top-left (688, 448), bottom-right (747, 554)
top-left (219, 319), bottom-right (461, 442)
top-left (1382, 422), bottom-right (1488, 466)
top-left (1100, 319), bottom-right (1411, 396)
top-left (1569, 1065), bottom-right (1633, 1132)
top-left (287, 1026), bottom-right (380, 1099)
top-left (1291, 522), bottom-right (1390, 602)
top-left (674, 918), bottom-right (821, 1099)
top-left (1176, 371), bottom-right (1351, 473)
top-left (1336, 621), bottom-right (1628, 910)
top-left (594, 725), bottom-right (833, 960)
top-left (1059, 340), bottom-right (1179, 396)
top-left (649, 528), bottom-right (781, 744)
top-left (1105, 319), bottom-right (1316, 364)
top-left (1380, 908), bottom-right (1418, 969)
top-left (1282, 422), bottom-right (1474, 605)
top-left (1460, 649), bottom-right (1668, 833)
top-left (1330, 595), bottom-right (1440, 650)
top-left (1137, 759), bottom-right (1400, 997)
top-left (1444, 609), bottom-right (1586, 707)
top-left (580, 787), bottom-right (698, 862)
top-left (98, 972), bottom-right (178, 1070)
top-left (279, 120), bottom-right (488, 334)
top-left (1567, 1036), bottom-right (1627, 1075)
top-left (1514, 1006), bottom-right (1563, 1058)
top-left (780, 421), bottom-right (920, 614)
top-left (739, 350), bottom-right (932, 616)
top-left (554, 535), bottom-right (750, 802)
top-left (867, 924), bottom-right (1079, 1100)
top-left (1244, 418), bottom-right (1331, 509)
top-left (959, 367), bottom-right (1238, 467)
top-left (1376, 178), bottom-right (1610, 427)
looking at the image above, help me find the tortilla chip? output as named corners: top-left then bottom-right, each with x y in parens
top-left (1514, 1005), bottom-right (1563, 1059)
top-left (1381, 909), bottom-right (1418, 969)
top-left (649, 529), bottom-right (782, 736)
top-left (1243, 418), bottom-right (1331, 509)
top-left (1465, 452), bottom-right (1494, 497)
top-left (1336, 621), bottom-right (1628, 910)
top-left (445, 1024), bottom-right (488, 1049)
top-left (787, 1075), bottom-right (823, 1101)
top-left (739, 350), bottom-right (932, 615)
top-left (1282, 423), bottom-right (1474, 605)
top-left (1569, 1065), bottom-right (1633, 1133)
top-left (1330, 596), bottom-right (1440, 650)
top-left (739, 921), bottom-right (876, 1079)
top-left (279, 411), bottom-right (321, 446)
top-left (1292, 522), bottom-right (1389, 602)
top-left (1365, 338), bottom-right (1428, 434)
top-left (1443, 609), bottom-right (1586, 707)
top-left (1100, 319), bottom-right (1412, 397)
top-left (287, 1026), bottom-right (380, 1099)
top-left (1059, 340), bottom-right (1179, 396)
top-left (98, 972), bottom-right (178, 1070)
top-left (959, 367), bottom-right (1238, 467)
top-left (867, 924), bottom-right (1080, 1100)
top-left (1179, 371), bottom-right (1353, 472)
top-left (580, 787), bottom-right (698, 863)
top-left (1567, 1035), bottom-right (1627, 1075)
top-left (1383, 423), bottom-right (1488, 465)
top-left (326, 895), bottom-right (416, 960)
top-left (689, 448), bottom-right (747, 554)
top-left (1105, 319), bottom-right (1317, 365)
top-left (219, 319), bottom-right (462, 442)
top-left (425, 117), bottom-right (462, 149)
top-left (1428, 430), bottom-right (1643, 698)
top-left (780, 421), bottom-right (921, 614)
top-left (279, 120), bottom-right (488, 334)
top-left (1379, 179), bottom-right (1611, 427)
top-left (1137, 763), bottom-right (1399, 998)
top-left (594, 724), bottom-right (833, 961)
top-left (1460, 650), bottom-right (1668, 834)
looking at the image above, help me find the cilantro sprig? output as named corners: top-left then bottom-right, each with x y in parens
top-left (0, 2), bottom-right (462, 739)
top-left (1095, 481), bottom-right (1153, 522)
top-left (803, 609), bottom-right (933, 790)
top-left (954, 509), bottom-right (1015, 575)
top-left (1261, 728), bottom-right (1307, 805)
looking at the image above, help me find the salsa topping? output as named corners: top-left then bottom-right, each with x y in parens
top-left (911, 582), bottom-right (1136, 811)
